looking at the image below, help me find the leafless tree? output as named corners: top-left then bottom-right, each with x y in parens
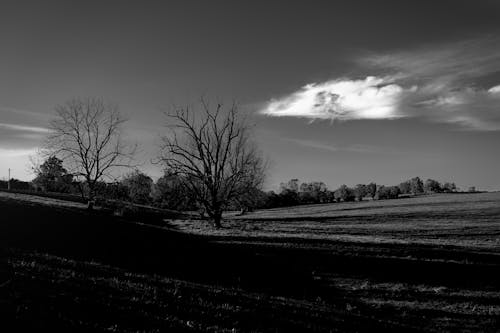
top-left (44, 97), bottom-right (136, 209)
top-left (159, 99), bottom-right (267, 228)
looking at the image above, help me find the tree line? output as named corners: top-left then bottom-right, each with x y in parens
top-left (26, 155), bottom-right (460, 213)
top-left (264, 176), bottom-right (458, 208)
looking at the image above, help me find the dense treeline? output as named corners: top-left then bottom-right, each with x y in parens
top-left (263, 176), bottom-right (459, 208)
top-left (8, 154), bottom-right (467, 213)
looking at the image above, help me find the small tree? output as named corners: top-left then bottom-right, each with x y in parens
top-left (121, 170), bottom-right (153, 204)
top-left (32, 156), bottom-right (73, 193)
top-left (334, 185), bottom-right (355, 202)
top-left (152, 170), bottom-right (197, 210)
top-left (399, 181), bottom-right (411, 194)
top-left (277, 189), bottom-right (300, 207)
top-left (280, 178), bottom-right (299, 193)
top-left (44, 98), bottom-right (136, 209)
top-left (389, 186), bottom-right (401, 199)
top-left (366, 182), bottom-right (377, 199)
top-left (159, 99), bottom-right (267, 228)
top-left (409, 177), bottom-right (424, 195)
top-left (442, 182), bottom-right (457, 193)
top-left (299, 181), bottom-right (328, 204)
top-left (354, 184), bottom-right (367, 201)
top-left (424, 179), bottom-right (442, 193)
top-left (377, 185), bottom-right (400, 200)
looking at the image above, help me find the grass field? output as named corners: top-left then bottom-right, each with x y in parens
top-left (1, 192), bottom-right (500, 332)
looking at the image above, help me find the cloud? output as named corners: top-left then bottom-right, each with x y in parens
top-left (489, 85), bottom-right (500, 94)
top-left (0, 122), bottom-right (51, 133)
top-left (0, 122), bottom-right (48, 152)
top-left (362, 38), bottom-right (500, 82)
top-left (260, 37), bottom-right (500, 130)
top-left (261, 76), bottom-right (415, 121)
top-left (283, 138), bottom-right (401, 155)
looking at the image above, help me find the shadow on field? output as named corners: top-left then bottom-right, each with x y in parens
top-left (2, 196), bottom-right (500, 295)
top-left (0, 198), bottom-right (314, 298)
top-left (2, 196), bottom-right (500, 331)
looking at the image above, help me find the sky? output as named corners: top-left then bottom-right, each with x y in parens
top-left (1, 0), bottom-right (500, 191)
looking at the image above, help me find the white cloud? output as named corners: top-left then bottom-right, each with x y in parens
top-left (489, 85), bottom-right (500, 94)
top-left (261, 76), bottom-right (413, 121)
top-left (260, 37), bottom-right (500, 130)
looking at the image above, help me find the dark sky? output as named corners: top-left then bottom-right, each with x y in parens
top-left (1, 0), bottom-right (500, 190)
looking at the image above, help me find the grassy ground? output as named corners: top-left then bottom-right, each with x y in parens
top-left (1, 192), bottom-right (500, 332)
top-left (175, 192), bottom-right (500, 250)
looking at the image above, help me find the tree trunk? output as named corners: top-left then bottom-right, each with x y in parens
top-left (212, 211), bottom-right (222, 228)
top-left (87, 185), bottom-right (95, 210)
top-left (238, 207), bottom-right (248, 216)
top-left (87, 200), bottom-right (94, 210)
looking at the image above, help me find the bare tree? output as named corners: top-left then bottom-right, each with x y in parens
top-left (159, 99), bottom-right (266, 228)
top-left (44, 97), bottom-right (136, 209)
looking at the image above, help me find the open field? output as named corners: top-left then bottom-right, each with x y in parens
top-left (176, 192), bottom-right (500, 250)
top-left (1, 192), bottom-right (500, 332)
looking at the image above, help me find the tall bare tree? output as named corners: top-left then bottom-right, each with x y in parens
top-left (44, 97), bottom-right (135, 209)
top-left (159, 100), bottom-right (266, 228)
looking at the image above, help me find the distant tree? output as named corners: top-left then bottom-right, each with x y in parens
top-left (424, 179), bottom-right (442, 193)
top-left (280, 178), bottom-right (299, 193)
top-left (299, 181), bottom-right (328, 204)
top-left (389, 186), bottom-right (401, 199)
top-left (442, 182), bottom-right (457, 193)
top-left (409, 177), bottom-right (424, 195)
top-left (44, 97), bottom-right (136, 209)
top-left (278, 189), bottom-right (300, 206)
top-left (263, 190), bottom-right (280, 208)
top-left (0, 179), bottom-right (31, 191)
top-left (158, 99), bottom-right (267, 228)
top-left (312, 181), bottom-right (329, 203)
top-left (399, 181), bottom-right (411, 194)
top-left (334, 185), bottom-right (355, 202)
top-left (377, 185), bottom-right (400, 200)
top-left (233, 188), bottom-right (268, 213)
top-left (376, 186), bottom-right (388, 200)
top-left (121, 170), bottom-right (153, 204)
top-left (298, 185), bottom-right (314, 204)
top-left (99, 182), bottom-right (129, 201)
top-left (354, 184), bottom-right (367, 201)
top-left (366, 182), bottom-right (377, 199)
top-left (32, 156), bottom-right (73, 193)
top-left (152, 170), bottom-right (196, 210)
top-left (325, 190), bottom-right (336, 203)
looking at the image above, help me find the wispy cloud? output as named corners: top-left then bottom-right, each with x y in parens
top-left (0, 122), bottom-right (51, 133)
top-left (0, 122), bottom-right (49, 152)
top-left (362, 37), bottom-right (500, 82)
top-left (260, 37), bottom-right (500, 130)
top-left (283, 138), bottom-right (399, 155)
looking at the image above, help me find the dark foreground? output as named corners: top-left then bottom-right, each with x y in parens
top-left (1, 193), bottom-right (500, 332)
